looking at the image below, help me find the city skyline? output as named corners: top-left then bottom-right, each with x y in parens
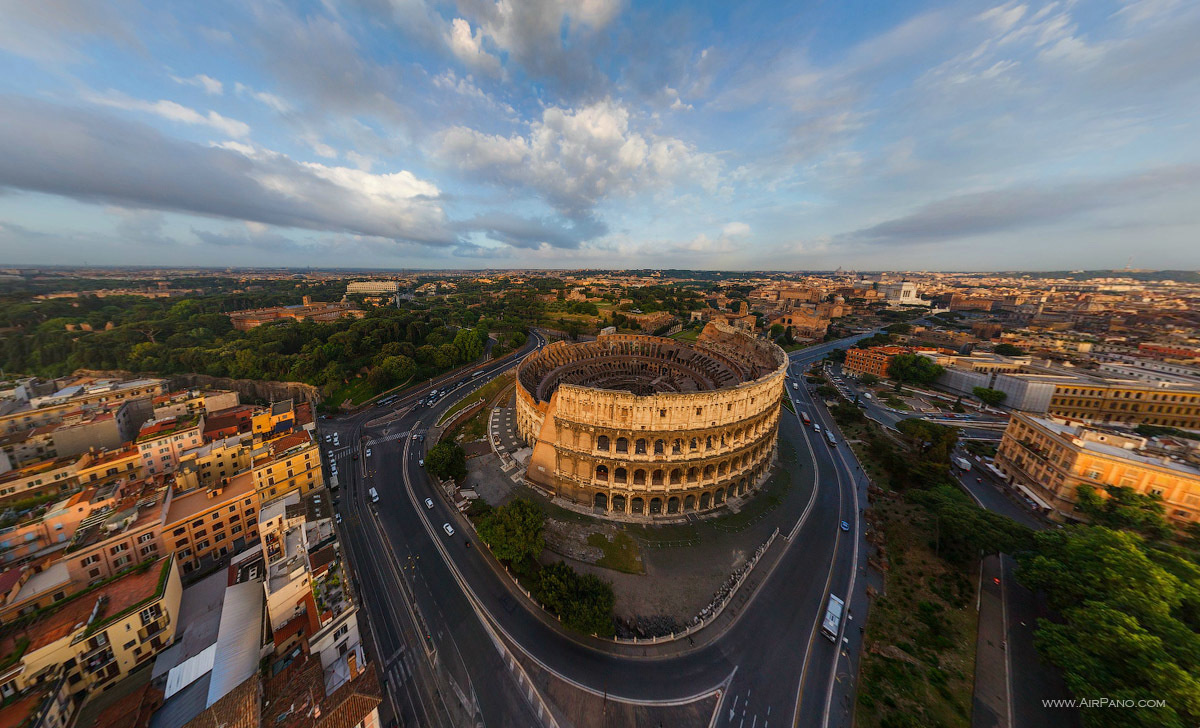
top-left (1, 0), bottom-right (1199, 271)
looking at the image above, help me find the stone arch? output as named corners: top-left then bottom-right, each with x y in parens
top-left (652, 469), bottom-right (664, 486)
top-left (649, 497), bottom-right (663, 514)
top-left (615, 437), bottom-right (629, 454)
top-left (654, 439), bottom-right (665, 455)
top-left (703, 464), bottom-right (716, 481)
top-left (612, 494), bottom-right (627, 512)
top-left (669, 468), bottom-right (683, 485)
top-left (631, 497), bottom-right (644, 514)
top-left (700, 492), bottom-right (712, 510)
top-left (633, 469), bottom-right (646, 486)
top-left (594, 492), bottom-right (608, 510)
top-left (687, 467), bottom-right (699, 483)
top-left (706, 435), bottom-right (714, 450)
top-left (667, 496), bottom-right (681, 514)
top-left (738, 478), bottom-right (747, 496)
top-left (715, 488), bottom-right (726, 504)
top-left (635, 438), bottom-right (647, 455)
top-left (684, 494), bottom-right (696, 511)
top-left (595, 464), bottom-right (609, 481)
top-left (597, 435), bottom-right (610, 451)
top-left (672, 439), bottom-right (683, 455)
top-left (689, 437), bottom-right (699, 451)
top-left (717, 461), bottom-right (728, 477)
top-left (614, 467), bottom-right (627, 484)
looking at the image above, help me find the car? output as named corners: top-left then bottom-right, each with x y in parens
top-left (324, 434), bottom-right (332, 442)
top-left (840, 520), bottom-right (850, 532)
top-left (442, 523), bottom-right (455, 536)
top-left (365, 448), bottom-right (372, 457)
top-left (335, 513), bottom-right (343, 524)
top-left (418, 459), bottom-right (424, 467)
top-left (814, 424), bottom-right (822, 433)
top-left (412, 433), bottom-right (420, 441)
top-left (351, 453), bottom-right (358, 460)
top-left (327, 450), bottom-right (333, 459)
top-left (425, 498), bottom-right (434, 509)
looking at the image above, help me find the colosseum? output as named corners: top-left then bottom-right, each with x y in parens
top-left (516, 321), bottom-right (788, 518)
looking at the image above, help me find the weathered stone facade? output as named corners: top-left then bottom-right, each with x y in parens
top-left (517, 322), bottom-right (787, 517)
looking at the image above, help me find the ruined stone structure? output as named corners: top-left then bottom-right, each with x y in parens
top-left (516, 322), bottom-right (787, 517)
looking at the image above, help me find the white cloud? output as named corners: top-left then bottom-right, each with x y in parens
top-left (435, 99), bottom-right (718, 217)
top-left (233, 82), bottom-right (291, 114)
top-left (447, 18), bottom-right (501, 76)
top-left (170, 73), bottom-right (224, 95)
top-left (83, 90), bottom-right (250, 137)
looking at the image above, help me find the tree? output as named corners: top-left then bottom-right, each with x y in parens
top-left (425, 441), bottom-right (467, 481)
top-left (1075, 485), bottom-right (1173, 541)
top-left (535, 562), bottom-right (616, 637)
top-left (972, 386), bottom-right (1007, 407)
top-left (859, 373), bottom-right (880, 386)
top-left (887, 353), bottom-right (944, 387)
top-left (769, 323), bottom-right (785, 339)
top-left (476, 498), bottom-right (545, 569)
top-left (884, 323), bottom-right (913, 335)
top-left (994, 343), bottom-right (1024, 356)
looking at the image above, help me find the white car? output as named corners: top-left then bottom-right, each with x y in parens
top-left (418, 459), bottom-right (424, 467)
top-left (814, 424), bottom-right (822, 433)
top-left (335, 513), bottom-right (342, 524)
top-left (424, 498), bottom-right (434, 509)
top-left (442, 523), bottom-right (455, 536)
top-left (324, 434), bottom-right (331, 442)
top-left (365, 448), bottom-right (372, 457)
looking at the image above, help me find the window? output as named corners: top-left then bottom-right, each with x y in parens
top-left (113, 555), bottom-right (131, 568)
top-left (231, 524), bottom-right (243, 534)
top-left (140, 544), bottom-right (156, 556)
top-left (89, 567), bottom-right (101, 579)
top-left (175, 539), bottom-right (188, 549)
top-left (139, 604), bottom-right (162, 626)
top-left (214, 532), bottom-right (225, 542)
top-left (81, 554), bottom-right (101, 567)
top-left (194, 529), bottom-right (207, 538)
top-left (173, 527), bottom-right (185, 537)
top-left (195, 540), bottom-right (209, 551)
top-left (137, 533), bottom-right (154, 544)
top-left (210, 512), bottom-right (220, 521)
top-left (110, 543), bottom-right (128, 555)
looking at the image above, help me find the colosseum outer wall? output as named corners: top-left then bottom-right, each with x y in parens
top-left (516, 322), bottom-right (788, 517)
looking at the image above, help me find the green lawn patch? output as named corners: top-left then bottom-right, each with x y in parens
top-left (438, 373), bottom-right (512, 425)
top-left (587, 531), bottom-right (644, 574)
top-left (327, 376), bottom-right (377, 407)
top-left (670, 327), bottom-right (701, 341)
top-left (782, 396), bottom-right (796, 414)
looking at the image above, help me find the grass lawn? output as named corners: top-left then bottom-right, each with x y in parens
top-left (670, 328), bottom-right (701, 341)
top-left (449, 405), bottom-right (488, 441)
top-left (587, 531), bottom-right (644, 574)
top-left (327, 376), bottom-right (377, 408)
top-left (438, 373), bottom-right (513, 425)
top-left (782, 397), bottom-right (796, 414)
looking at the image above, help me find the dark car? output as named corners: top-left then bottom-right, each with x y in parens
top-left (839, 520), bottom-right (850, 532)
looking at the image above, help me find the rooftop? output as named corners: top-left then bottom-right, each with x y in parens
top-left (1025, 415), bottom-right (1200, 478)
top-left (165, 471), bottom-right (255, 526)
top-left (137, 415), bottom-right (200, 443)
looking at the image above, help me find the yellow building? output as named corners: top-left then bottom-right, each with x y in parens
top-left (251, 431), bottom-right (323, 502)
top-left (1046, 380), bottom-right (1200, 429)
top-left (995, 413), bottom-right (1200, 528)
top-left (74, 446), bottom-right (143, 487)
top-left (174, 434), bottom-right (252, 492)
top-left (0, 556), bottom-right (181, 704)
top-left (163, 471), bottom-right (259, 577)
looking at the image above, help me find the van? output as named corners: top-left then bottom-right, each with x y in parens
top-left (369, 487), bottom-right (379, 503)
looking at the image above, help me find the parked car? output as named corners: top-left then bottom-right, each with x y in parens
top-left (366, 448), bottom-right (372, 457)
top-left (419, 459), bottom-right (425, 467)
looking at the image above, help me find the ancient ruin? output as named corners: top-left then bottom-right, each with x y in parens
top-left (516, 322), bottom-right (787, 517)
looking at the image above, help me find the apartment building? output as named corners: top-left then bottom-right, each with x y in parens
top-left (251, 431), bottom-right (323, 502)
top-left (0, 456), bottom-right (78, 503)
top-left (0, 556), bottom-right (181, 720)
top-left (346, 280), bottom-right (402, 295)
top-left (75, 446), bottom-right (143, 487)
top-left (174, 434), bottom-right (253, 492)
top-left (151, 389), bottom-right (239, 421)
top-left (995, 413), bottom-right (1200, 527)
top-left (844, 346), bottom-right (911, 378)
top-left (136, 416), bottom-right (203, 476)
top-left (162, 471), bottom-right (259, 576)
top-left (0, 378), bottom-right (166, 437)
top-left (62, 479), bottom-right (166, 586)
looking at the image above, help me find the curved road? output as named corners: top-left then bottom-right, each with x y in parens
top-left (328, 331), bottom-right (878, 727)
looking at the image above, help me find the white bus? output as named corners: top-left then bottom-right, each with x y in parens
top-left (821, 594), bottom-right (845, 641)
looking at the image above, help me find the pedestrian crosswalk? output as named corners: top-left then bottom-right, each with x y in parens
top-left (364, 429), bottom-right (426, 447)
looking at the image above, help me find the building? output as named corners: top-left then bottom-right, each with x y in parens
top-left (516, 323), bottom-right (785, 517)
top-left (843, 346), bottom-right (910, 378)
top-left (0, 556), bottom-right (182, 713)
top-left (0, 378), bottom-right (166, 437)
top-left (0, 456), bottom-right (78, 503)
top-left (251, 431), bottom-right (324, 502)
top-left (227, 299), bottom-right (364, 331)
top-left (174, 435), bottom-right (253, 492)
top-left (994, 413), bottom-right (1200, 528)
top-left (877, 281), bottom-right (926, 307)
top-left (151, 390), bottom-right (239, 421)
top-left (136, 416), bottom-right (203, 476)
top-left (769, 311), bottom-right (829, 339)
top-left (346, 280), bottom-right (402, 295)
top-left (162, 471), bottom-right (260, 577)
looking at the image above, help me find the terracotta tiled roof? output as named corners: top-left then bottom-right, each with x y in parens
top-left (183, 674), bottom-right (261, 728)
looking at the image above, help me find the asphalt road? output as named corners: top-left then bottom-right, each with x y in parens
top-left (327, 330), bottom-right (879, 727)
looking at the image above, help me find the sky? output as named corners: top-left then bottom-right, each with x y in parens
top-left (0, 0), bottom-right (1198, 271)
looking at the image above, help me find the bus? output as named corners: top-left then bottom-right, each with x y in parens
top-left (800, 412), bottom-right (811, 426)
top-left (825, 431), bottom-right (837, 447)
top-left (472, 370), bottom-right (485, 379)
top-left (821, 594), bottom-right (844, 641)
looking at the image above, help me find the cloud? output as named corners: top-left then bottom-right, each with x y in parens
top-left (0, 0), bottom-right (141, 62)
top-left (83, 90), bottom-right (250, 138)
top-left (0, 96), bottom-right (455, 245)
top-left (460, 212), bottom-right (607, 249)
top-left (447, 18), bottom-right (501, 76)
top-left (435, 99), bottom-right (718, 218)
top-left (170, 73), bottom-right (224, 95)
top-left (233, 82), bottom-right (291, 114)
top-left (842, 164), bottom-right (1200, 244)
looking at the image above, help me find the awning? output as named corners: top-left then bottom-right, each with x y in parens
top-left (1013, 483), bottom-right (1054, 512)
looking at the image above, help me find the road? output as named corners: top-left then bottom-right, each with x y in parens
top-left (327, 330), bottom-right (879, 727)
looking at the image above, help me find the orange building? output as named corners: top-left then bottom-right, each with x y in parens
top-left (843, 346), bottom-right (910, 378)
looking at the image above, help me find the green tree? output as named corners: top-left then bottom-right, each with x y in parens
top-left (972, 386), bottom-right (1007, 407)
top-left (887, 353), bottom-right (944, 387)
top-left (994, 343), bottom-right (1024, 356)
top-left (1075, 485), bottom-right (1173, 541)
top-left (535, 562), bottom-right (616, 637)
top-left (476, 498), bottom-right (545, 569)
top-left (425, 441), bottom-right (467, 481)
top-left (859, 373), bottom-right (880, 386)
top-left (769, 323), bottom-right (784, 339)
top-left (884, 323), bottom-right (913, 335)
